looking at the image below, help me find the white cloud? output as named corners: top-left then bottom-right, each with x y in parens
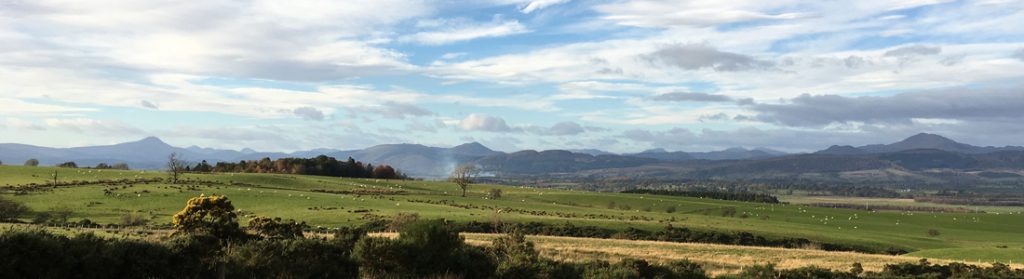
top-left (45, 118), bottom-right (144, 136)
top-left (5, 118), bottom-right (47, 131)
top-left (0, 98), bottom-right (96, 115)
top-left (458, 113), bottom-right (520, 132)
top-left (521, 0), bottom-right (571, 13)
top-left (401, 18), bottom-right (529, 45)
top-left (350, 102), bottom-right (435, 119)
top-left (0, 0), bottom-right (431, 81)
top-left (440, 52), bottom-right (468, 60)
top-left (293, 107), bottom-right (326, 121)
top-left (595, 0), bottom-right (807, 28)
top-left (541, 121), bottom-right (585, 135)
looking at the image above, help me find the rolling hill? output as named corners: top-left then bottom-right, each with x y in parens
top-left (4, 133), bottom-right (1024, 184)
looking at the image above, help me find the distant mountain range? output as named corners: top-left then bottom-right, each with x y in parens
top-left (3, 133), bottom-right (1024, 184)
top-left (0, 136), bottom-right (790, 177)
top-left (818, 133), bottom-right (1024, 155)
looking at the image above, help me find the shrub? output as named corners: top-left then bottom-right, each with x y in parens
top-left (927, 229), bottom-right (940, 237)
top-left (32, 212), bottom-right (53, 224)
top-left (248, 217), bottom-right (306, 239)
top-left (50, 206), bottom-right (74, 223)
top-left (489, 230), bottom-right (541, 279)
top-left (121, 212), bottom-right (149, 226)
top-left (171, 195), bottom-right (245, 240)
top-left (488, 188), bottom-right (503, 199)
top-left (388, 212), bottom-right (420, 232)
top-left (582, 259), bottom-right (705, 279)
top-left (398, 219), bottom-right (492, 277)
top-left (24, 159), bottom-right (39, 166)
top-left (721, 207), bottom-right (738, 217)
top-left (0, 230), bottom-right (179, 278)
top-left (163, 234), bottom-right (224, 274)
top-left (356, 219), bottom-right (496, 278)
top-left (332, 226), bottom-right (367, 251)
top-left (0, 197), bottom-right (29, 221)
top-left (664, 260), bottom-right (709, 279)
top-left (353, 236), bottom-right (412, 277)
top-left (225, 238), bottom-right (358, 278)
top-left (850, 262), bottom-right (863, 275)
top-left (57, 161), bottom-right (78, 168)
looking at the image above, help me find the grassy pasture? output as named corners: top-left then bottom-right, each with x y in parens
top-left (779, 195), bottom-right (1024, 214)
top-left (2, 165), bottom-right (1023, 265)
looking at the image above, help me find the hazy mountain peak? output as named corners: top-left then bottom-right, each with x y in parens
top-left (452, 142), bottom-right (490, 151)
top-left (754, 147), bottom-right (788, 156)
top-left (816, 145), bottom-right (867, 155)
top-left (901, 133), bottom-right (958, 145)
top-left (567, 149), bottom-right (614, 156)
top-left (123, 136), bottom-right (172, 149)
top-left (136, 136), bottom-right (167, 145)
top-left (882, 133), bottom-right (970, 152)
top-left (641, 148), bottom-right (668, 153)
top-left (449, 142), bottom-right (499, 157)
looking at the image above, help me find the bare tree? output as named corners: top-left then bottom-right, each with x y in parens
top-left (449, 164), bottom-right (480, 197)
top-left (167, 153), bottom-right (187, 184)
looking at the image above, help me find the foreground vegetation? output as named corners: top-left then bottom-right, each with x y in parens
top-left (2, 165), bottom-right (1023, 266)
top-left (4, 219), bottom-right (1023, 279)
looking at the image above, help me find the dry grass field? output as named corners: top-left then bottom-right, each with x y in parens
top-left (370, 232), bottom-right (1022, 276)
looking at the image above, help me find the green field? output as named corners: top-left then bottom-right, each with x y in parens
top-left (778, 195), bottom-right (1024, 214)
top-left (2, 165), bottom-right (1023, 264)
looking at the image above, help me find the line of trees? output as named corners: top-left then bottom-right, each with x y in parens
top-left (452, 221), bottom-right (903, 255)
top-left (622, 189), bottom-right (781, 204)
top-left (10, 158), bottom-right (127, 170)
top-left (203, 155), bottom-right (407, 180)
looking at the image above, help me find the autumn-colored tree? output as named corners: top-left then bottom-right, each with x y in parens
top-left (373, 165), bottom-right (397, 179)
top-left (171, 195), bottom-right (244, 239)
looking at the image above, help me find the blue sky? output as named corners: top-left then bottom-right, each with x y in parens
top-left (2, 0), bottom-right (1024, 153)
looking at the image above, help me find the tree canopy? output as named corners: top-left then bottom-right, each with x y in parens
top-left (211, 155), bottom-right (405, 179)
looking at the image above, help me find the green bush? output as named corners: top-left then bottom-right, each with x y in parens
top-left (0, 197), bottom-right (29, 221)
top-left (247, 216), bottom-right (306, 239)
top-left (582, 259), bottom-right (708, 279)
top-left (489, 230), bottom-right (541, 279)
top-left (355, 219), bottom-right (496, 278)
top-left (0, 230), bottom-right (180, 278)
top-left (3, 224), bottom-right (1022, 279)
top-left (225, 238), bottom-right (358, 278)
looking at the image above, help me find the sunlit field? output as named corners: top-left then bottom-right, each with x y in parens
top-left (3, 165), bottom-right (1023, 266)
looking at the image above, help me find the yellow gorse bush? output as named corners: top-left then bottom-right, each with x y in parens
top-left (171, 194), bottom-right (243, 239)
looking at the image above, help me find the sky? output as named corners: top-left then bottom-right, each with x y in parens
top-left (2, 0), bottom-right (1024, 153)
